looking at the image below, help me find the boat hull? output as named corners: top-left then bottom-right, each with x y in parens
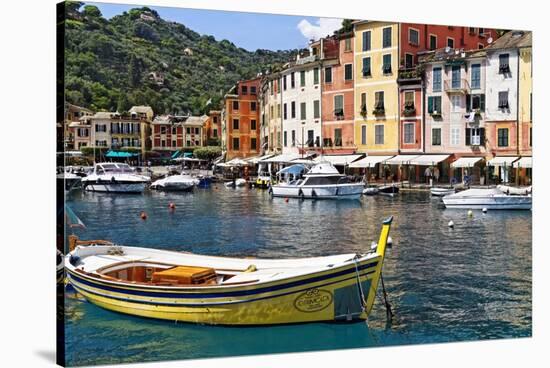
top-left (442, 196), bottom-right (532, 209)
top-left (271, 184), bottom-right (364, 200)
top-left (66, 256), bottom-right (381, 325)
top-left (431, 188), bottom-right (455, 197)
top-left (151, 183), bottom-right (194, 192)
top-left (84, 183), bottom-right (147, 193)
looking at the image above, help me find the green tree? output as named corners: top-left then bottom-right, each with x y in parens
top-left (82, 5), bottom-right (102, 18)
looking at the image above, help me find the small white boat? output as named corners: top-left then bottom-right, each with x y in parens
top-left (225, 178), bottom-right (247, 188)
top-left (270, 163), bottom-right (364, 200)
top-left (378, 184), bottom-right (399, 197)
top-left (442, 187), bottom-right (532, 210)
top-left (151, 174), bottom-right (199, 192)
top-left (82, 163), bottom-right (150, 193)
top-left (363, 187), bottom-right (379, 195)
top-left (430, 187), bottom-right (456, 197)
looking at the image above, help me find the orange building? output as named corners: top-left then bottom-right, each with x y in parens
top-left (204, 110), bottom-right (221, 145)
top-left (321, 32), bottom-right (356, 154)
top-left (224, 78), bottom-right (261, 159)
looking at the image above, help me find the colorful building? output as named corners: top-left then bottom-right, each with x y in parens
top-left (64, 103), bottom-right (93, 150)
top-left (320, 32), bottom-right (356, 154)
top-left (261, 73), bottom-right (283, 155)
top-left (223, 78), bottom-right (261, 159)
top-left (204, 110), bottom-right (222, 145)
top-left (151, 115), bottom-right (186, 155)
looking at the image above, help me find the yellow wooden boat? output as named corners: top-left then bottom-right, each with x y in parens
top-left (65, 217), bottom-right (393, 325)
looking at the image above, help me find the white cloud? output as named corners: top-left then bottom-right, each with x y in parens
top-left (297, 18), bottom-right (343, 42)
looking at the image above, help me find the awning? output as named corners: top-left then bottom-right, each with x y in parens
top-left (225, 158), bottom-right (250, 166)
top-left (451, 157), bottom-right (483, 168)
top-left (348, 155), bottom-right (394, 168)
top-left (261, 153), bottom-right (303, 163)
top-left (487, 156), bottom-right (519, 166)
top-left (385, 155), bottom-right (421, 165)
top-left (247, 154), bottom-right (275, 164)
top-left (105, 150), bottom-right (139, 158)
top-left (512, 156), bottom-right (532, 168)
top-left (290, 158), bottom-right (316, 165)
top-left (171, 150), bottom-right (182, 159)
top-left (409, 154), bottom-right (450, 166)
top-left (183, 152), bottom-right (193, 158)
top-left (314, 154), bottom-right (363, 166)
top-left (276, 164), bottom-right (307, 176)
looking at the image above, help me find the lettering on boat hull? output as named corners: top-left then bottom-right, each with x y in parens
top-left (294, 288), bottom-right (333, 313)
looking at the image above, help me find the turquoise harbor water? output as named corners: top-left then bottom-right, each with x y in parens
top-left (64, 187), bottom-right (532, 366)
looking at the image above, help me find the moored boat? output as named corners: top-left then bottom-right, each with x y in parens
top-left (65, 217), bottom-right (394, 325)
top-left (224, 178), bottom-right (247, 188)
top-left (270, 163), bottom-right (364, 200)
top-left (150, 174), bottom-right (199, 192)
top-left (363, 186), bottom-right (379, 195)
top-left (255, 173), bottom-right (271, 189)
top-left (442, 187), bottom-right (532, 210)
top-left (430, 187), bottom-right (456, 197)
top-left (82, 163), bottom-right (150, 193)
top-left (378, 184), bottom-right (399, 197)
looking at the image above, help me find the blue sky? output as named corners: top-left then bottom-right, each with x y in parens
top-left (85, 2), bottom-right (343, 51)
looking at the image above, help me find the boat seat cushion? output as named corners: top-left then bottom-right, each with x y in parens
top-left (152, 265), bottom-right (216, 285)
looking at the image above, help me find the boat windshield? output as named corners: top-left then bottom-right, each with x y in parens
top-left (304, 176), bottom-right (344, 185)
top-left (97, 163), bottom-right (134, 174)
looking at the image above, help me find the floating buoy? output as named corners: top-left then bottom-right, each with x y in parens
top-left (482, 207), bottom-right (488, 213)
top-left (387, 236), bottom-right (393, 249)
top-left (467, 210), bottom-right (473, 217)
top-left (140, 211), bottom-right (147, 220)
top-left (285, 197), bottom-right (289, 203)
top-left (168, 202), bottom-right (176, 210)
top-left (448, 220), bottom-right (454, 228)
top-left (370, 241), bottom-right (378, 250)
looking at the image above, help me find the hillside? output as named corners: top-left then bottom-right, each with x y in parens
top-left (62, 3), bottom-right (299, 115)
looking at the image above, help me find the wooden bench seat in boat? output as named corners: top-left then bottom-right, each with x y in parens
top-left (151, 265), bottom-right (216, 285)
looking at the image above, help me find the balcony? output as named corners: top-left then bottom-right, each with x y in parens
top-left (444, 78), bottom-right (470, 94)
top-left (402, 104), bottom-right (416, 117)
top-left (397, 68), bottom-right (422, 84)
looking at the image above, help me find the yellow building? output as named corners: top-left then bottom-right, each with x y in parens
top-left (353, 21), bottom-right (399, 154)
top-left (518, 35), bottom-right (532, 157)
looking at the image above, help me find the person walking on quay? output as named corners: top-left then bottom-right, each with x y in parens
top-left (433, 166), bottom-right (440, 183)
top-left (424, 166), bottom-right (432, 185)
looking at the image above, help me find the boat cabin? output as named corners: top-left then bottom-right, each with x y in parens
top-left (94, 163), bottom-right (135, 175)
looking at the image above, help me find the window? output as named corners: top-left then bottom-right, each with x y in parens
top-left (325, 67), bottom-right (332, 83)
top-left (404, 91), bottom-right (415, 110)
top-left (283, 103), bottom-right (288, 120)
top-left (362, 57), bottom-right (371, 77)
top-left (344, 64), bottom-right (353, 80)
top-left (95, 124), bottom-right (106, 132)
top-left (471, 64), bottom-right (481, 89)
top-left (291, 130), bottom-right (296, 146)
top-left (432, 128), bottom-right (441, 145)
top-left (427, 96), bottom-right (442, 114)
top-left (375, 91), bottom-right (384, 110)
top-left (469, 27), bottom-right (476, 35)
top-left (241, 86), bottom-right (248, 95)
top-left (313, 67), bottom-right (319, 85)
top-left (466, 128), bottom-right (483, 146)
top-left (172, 140), bottom-right (176, 147)
top-left (283, 75), bottom-right (287, 90)
top-left (284, 131), bottom-right (287, 147)
top-left (334, 128), bottom-right (342, 146)
top-left (250, 101), bottom-right (257, 111)
top-left (195, 127), bottom-right (199, 134)
top-left (251, 138), bottom-right (257, 150)
top-left (213, 128), bottom-right (218, 137)
top-left (382, 54), bottom-right (392, 74)
top-left (451, 95), bottom-right (461, 112)
top-left (161, 140), bottom-right (166, 147)
top-left (447, 37), bottom-right (454, 48)
top-left (232, 137), bottom-right (240, 150)
top-left (186, 127), bottom-right (191, 134)
top-left (345, 38), bottom-right (352, 51)
top-left (404, 123), bottom-right (414, 144)
top-left (478, 43), bottom-right (484, 50)
top-left (382, 27), bottom-right (392, 48)
top-left (213, 116), bottom-right (218, 124)
top-left (361, 125), bottom-right (367, 145)
top-left (233, 119), bottom-right (239, 130)
top-left (478, 27), bottom-right (485, 36)
top-left (314, 100), bottom-right (320, 119)
top-left (362, 31), bottom-right (371, 51)
top-left (300, 70), bottom-right (306, 87)
top-left (451, 65), bottom-right (461, 88)
top-left (429, 35), bottom-right (437, 50)
top-left (277, 104), bottom-right (281, 118)
top-left (291, 72), bottom-right (295, 88)
top-left (375, 125), bottom-right (384, 144)
top-left (160, 126), bottom-right (167, 134)
top-left (233, 101), bottom-right (239, 110)
top-left (300, 102), bottom-right (307, 120)
top-left (498, 91), bottom-right (509, 109)
top-left (499, 54), bottom-right (510, 74)
top-left (405, 53), bottom-right (414, 68)
top-left (251, 119), bottom-right (257, 130)
top-left (497, 128), bottom-right (509, 147)
top-left (291, 101), bottom-right (296, 118)
top-left (433, 67), bottom-right (442, 91)
top-left (334, 95), bottom-right (343, 118)
top-left (409, 28), bottom-right (419, 46)
top-left (451, 127), bottom-right (460, 145)
top-left (250, 86), bottom-right (257, 95)
top-left (466, 94), bottom-right (485, 112)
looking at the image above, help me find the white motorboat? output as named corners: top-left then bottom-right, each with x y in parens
top-left (430, 187), bottom-right (456, 197)
top-left (363, 186), bottom-right (379, 195)
top-left (378, 184), bottom-right (399, 197)
top-left (150, 174), bottom-right (199, 192)
top-left (270, 163), bottom-right (364, 200)
top-left (442, 186), bottom-right (532, 210)
top-left (225, 178), bottom-right (247, 188)
top-left (82, 163), bottom-right (150, 193)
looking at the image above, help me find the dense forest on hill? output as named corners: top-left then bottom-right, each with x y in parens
top-left (63, 3), bottom-right (300, 115)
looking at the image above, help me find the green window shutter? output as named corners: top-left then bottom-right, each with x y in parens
top-left (466, 94), bottom-right (471, 112)
top-left (428, 96), bottom-right (434, 113)
top-left (480, 128), bottom-right (485, 146)
top-left (480, 94), bottom-right (486, 112)
top-left (435, 96), bottom-right (441, 112)
top-left (465, 128), bottom-right (471, 145)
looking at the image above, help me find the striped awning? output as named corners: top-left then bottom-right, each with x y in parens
top-left (348, 155), bottom-right (394, 168)
top-left (314, 154), bottom-right (363, 166)
top-left (487, 156), bottom-right (519, 166)
top-left (512, 157), bottom-right (532, 168)
top-left (385, 155), bottom-right (421, 165)
top-left (409, 154), bottom-right (450, 166)
top-left (451, 157), bottom-right (483, 168)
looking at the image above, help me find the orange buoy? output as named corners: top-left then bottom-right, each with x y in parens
top-left (169, 202), bottom-right (176, 210)
top-left (140, 211), bottom-right (147, 220)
